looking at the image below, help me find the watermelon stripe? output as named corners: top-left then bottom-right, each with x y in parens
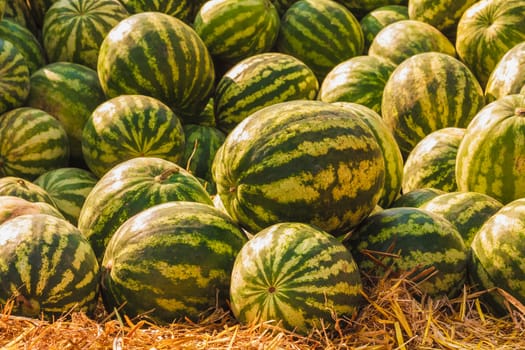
top-left (0, 39), bottom-right (29, 114)
top-left (0, 19), bottom-right (45, 74)
top-left (120, 0), bottom-right (192, 22)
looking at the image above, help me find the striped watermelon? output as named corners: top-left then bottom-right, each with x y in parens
top-left (485, 41), bottom-right (525, 103)
top-left (0, 38), bottom-right (30, 116)
top-left (78, 157), bottom-right (213, 260)
top-left (193, 0), bottom-right (280, 64)
top-left (420, 191), bottom-right (503, 245)
top-left (368, 19), bottom-right (456, 66)
top-left (34, 167), bottom-right (98, 226)
top-left (336, 0), bottom-right (407, 18)
top-left (97, 11), bottom-right (215, 121)
top-left (2, 0), bottom-right (38, 35)
top-left (381, 52), bottom-right (485, 158)
top-left (212, 100), bottom-right (385, 236)
top-left (402, 127), bottom-right (465, 193)
top-left (81, 94), bottom-right (186, 178)
top-left (0, 196), bottom-right (64, 225)
top-left (214, 52), bottom-right (319, 133)
top-left (333, 102), bottom-right (403, 208)
top-left (0, 214), bottom-right (99, 318)
top-left (0, 177), bottom-right (56, 206)
top-left (42, 0), bottom-right (129, 70)
top-left (456, 94), bottom-right (525, 204)
top-left (456, 0), bottom-right (525, 87)
top-left (276, 0), bottom-right (364, 81)
top-left (319, 55), bottom-right (396, 114)
top-left (26, 62), bottom-right (106, 166)
top-left (230, 222), bottom-right (363, 334)
top-left (0, 18), bottom-right (46, 74)
top-left (119, 0), bottom-right (193, 23)
top-left (468, 198), bottom-right (525, 315)
top-left (408, 0), bottom-right (478, 40)
top-left (101, 201), bottom-right (248, 323)
top-left (360, 5), bottom-right (408, 52)
top-left (344, 207), bottom-right (467, 297)
top-left (390, 188), bottom-right (446, 208)
top-left (0, 107), bottom-right (70, 180)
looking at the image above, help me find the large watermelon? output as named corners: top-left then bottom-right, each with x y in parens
top-left (77, 157), bottom-right (213, 260)
top-left (230, 222), bottom-right (363, 334)
top-left (0, 38), bottom-right (29, 116)
top-left (381, 51), bottom-right (485, 158)
top-left (97, 11), bottom-right (215, 121)
top-left (101, 201), bottom-right (248, 323)
top-left (456, 94), bottom-right (525, 204)
top-left (0, 214), bottom-right (99, 318)
top-left (212, 100), bottom-right (385, 236)
top-left (485, 41), bottom-right (525, 103)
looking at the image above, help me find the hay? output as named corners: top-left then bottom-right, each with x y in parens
top-left (1, 272), bottom-right (525, 350)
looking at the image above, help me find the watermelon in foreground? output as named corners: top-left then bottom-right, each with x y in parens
top-left (230, 222), bottom-right (363, 334)
top-left (101, 201), bottom-right (248, 323)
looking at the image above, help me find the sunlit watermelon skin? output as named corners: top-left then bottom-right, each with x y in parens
top-left (230, 222), bottom-right (363, 334)
top-left (485, 41), bottom-right (525, 103)
top-left (0, 196), bottom-right (64, 225)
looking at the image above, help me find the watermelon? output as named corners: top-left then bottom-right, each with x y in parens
top-left (402, 127), bottom-right (466, 193)
top-left (344, 207), bottom-right (467, 297)
top-left (0, 107), bottom-right (70, 180)
top-left (193, 0), bottom-right (280, 64)
top-left (0, 196), bottom-right (64, 225)
top-left (212, 100), bottom-right (385, 236)
top-left (214, 52), bottom-right (319, 133)
top-left (34, 167), bottom-right (98, 226)
top-left (276, 0), bottom-right (364, 81)
top-left (319, 55), bottom-right (396, 114)
top-left (381, 51), bottom-right (485, 158)
top-left (81, 94), bottom-right (186, 178)
top-left (118, 0), bottom-right (193, 23)
top-left (0, 38), bottom-right (30, 116)
top-left (78, 157), bottom-right (213, 260)
top-left (0, 18), bottom-right (46, 74)
top-left (0, 177), bottom-right (56, 206)
top-left (420, 191), bottom-right (503, 245)
top-left (97, 11), bottom-right (215, 121)
top-left (2, 0), bottom-right (38, 35)
top-left (101, 201), bottom-right (248, 323)
top-left (455, 0), bottom-right (525, 87)
top-left (230, 222), bottom-right (363, 334)
top-left (42, 0), bottom-right (129, 70)
top-left (360, 5), bottom-right (409, 52)
top-left (485, 41), bottom-right (525, 103)
top-left (390, 188), bottom-right (446, 208)
top-left (456, 94), bottom-right (525, 204)
top-left (368, 19), bottom-right (456, 66)
top-left (0, 214), bottom-right (99, 318)
top-left (333, 102), bottom-right (403, 208)
top-left (26, 62), bottom-right (106, 166)
top-left (468, 198), bottom-right (525, 315)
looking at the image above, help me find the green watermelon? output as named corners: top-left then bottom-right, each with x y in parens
top-left (81, 94), bottom-right (186, 178)
top-left (77, 157), bottom-right (213, 260)
top-left (485, 41), bottom-right (525, 103)
top-left (402, 127), bottom-right (465, 193)
top-left (0, 213), bottom-right (99, 318)
top-left (119, 0), bottom-right (193, 23)
top-left (230, 222), bottom-right (363, 334)
top-left (26, 62), bottom-right (106, 166)
top-left (0, 177), bottom-right (56, 206)
top-left (337, 0), bottom-right (407, 19)
top-left (381, 51), bottom-right (485, 158)
top-left (456, 94), bottom-right (525, 204)
top-left (420, 191), bottom-right (503, 245)
top-left (319, 55), bottom-right (396, 114)
top-left (193, 0), bottom-right (280, 64)
top-left (276, 0), bottom-right (364, 81)
top-left (2, 0), bottom-right (38, 35)
top-left (97, 11), bottom-right (215, 121)
top-left (0, 196), bottom-right (64, 225)
top-left (344, 207), bottom-right (467, 297)
top-left (101, 201), bottom-right (248, 323)
top-left (0, 38), bottom-right (30, 116)
top-left (212, 100), bottom-right (385, 236)
top-left (214, 52), bottom-right (319, 133)
top-left (368, 19), bottom-right (456, 66)
top-left (468, 198), bottom-right (525, 315)
top-left (34, 167), bottom-right (98, 225)
top-left (390, 188), bottom-right (446, 208)
top-left (0, 107), bottom-right (70, 180)
top-left (42, 0), bottom-right (129, 70)
top-left (359, 5), bottom-right (409, 52)
top-left (455, 0), bottom-right (525, 87)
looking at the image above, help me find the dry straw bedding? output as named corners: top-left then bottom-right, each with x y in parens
top-left (1, 271), bottom-right (525, 349)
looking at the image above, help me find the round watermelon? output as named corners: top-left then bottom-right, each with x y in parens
top-left (360, 5), bottom-right (408, 52)
top-left (0, 176), bottom-right (56, 207)
top-left (0, 196), bottom-right (64, 225)
top-left (0, 38), bottom-right (29, 116)
top-left (485, 41), bottom-right (525, 103)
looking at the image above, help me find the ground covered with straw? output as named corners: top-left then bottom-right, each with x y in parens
top-left (1, 271), bottom-right (525, 349)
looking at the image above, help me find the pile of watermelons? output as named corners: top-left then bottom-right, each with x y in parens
top-left (0, 0), bottom-right (524, 336)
